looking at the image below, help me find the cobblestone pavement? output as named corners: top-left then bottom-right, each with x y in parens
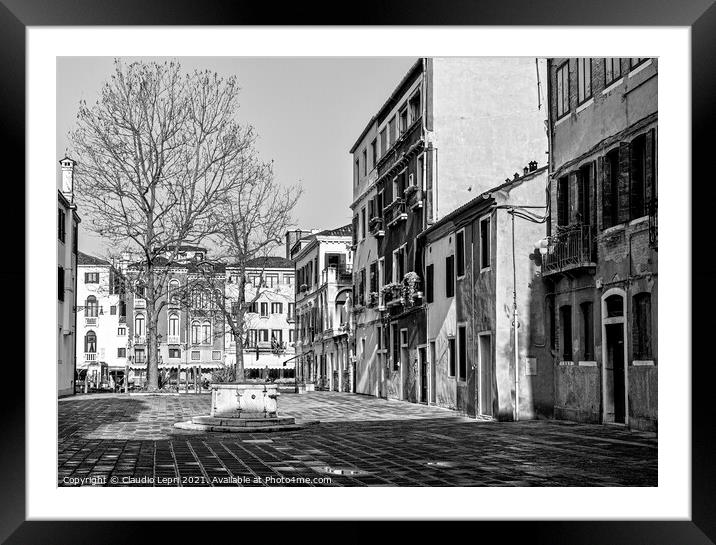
top-left (58, 391), bottom-right (657, 487)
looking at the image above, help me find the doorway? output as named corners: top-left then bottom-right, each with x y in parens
top-left (478, 333), bottom-right (493, 416)
top-left (601, 290), bottom-right (628, 425)
top-left (419, 346), bottom-right (428, 403)
top-left (605, 324), bottom-right (626, 423)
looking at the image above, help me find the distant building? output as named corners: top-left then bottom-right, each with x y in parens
top-left (292, 225), bottom-right (353, 392)
top-left (225, 256), bottom-right (296, 378)
top-left (349, 58), bottom-right (548, 404)
top-left (76, 252), bottom-right (128, 388)
top-left (421, 164), bottom-right (551, 420)
top-left (125, 246), bottom-right (225, 387)
top-left (543, 58), bottom-right (657, 431)
top-left (57, 157), bottom-right (80, 397)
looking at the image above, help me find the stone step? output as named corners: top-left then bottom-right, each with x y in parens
top-left (192, 416), bottom-right (296, 427)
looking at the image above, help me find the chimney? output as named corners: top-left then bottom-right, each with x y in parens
top-left (285, 230), bottom-right (305, 260)
top-left (529, 160), bottom-right (538, 172)
top-left (523, 167), bottom-right (529, 176)
top-left (60, 157), bottom-right (76, 201)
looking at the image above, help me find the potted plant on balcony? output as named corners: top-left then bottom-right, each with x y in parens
top-left (381, 282), bottom-right (404, 306)
top-left (402, 271), bottom-right (421, 304)
top-left (368, 291), bottom-right (379, 307)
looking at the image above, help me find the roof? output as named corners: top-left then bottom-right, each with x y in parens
top-left (77, 252), bottom-right (110, 266)
top-left (168, 245), bottom-right (207, 253)
top-left (315, 224), bottom-right (352, 238)
top-left (244, 256), bottom-right (295, 269)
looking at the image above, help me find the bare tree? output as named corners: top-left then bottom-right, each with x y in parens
top-left (71, 59), bottom-right (260, 390)
top-left (203, 160), bottom-right (302, 381)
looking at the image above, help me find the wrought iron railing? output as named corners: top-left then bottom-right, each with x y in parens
top-left (541, 224), bottom-right (596, 275)
top-left (385, 198), bottom-right (407, 227)
top-left (369, 216), bottom-right (385, 236)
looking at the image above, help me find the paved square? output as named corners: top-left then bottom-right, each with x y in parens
top-left (58, 391), bottom-right (657, 487)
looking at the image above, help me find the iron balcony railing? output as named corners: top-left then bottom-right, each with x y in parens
top-left (541, 224), bottom-right (597, 276)
top-left (385, 198), bottom-right (407, 227)
top-left (368, 216), bottom-right (385, 237)
top-left (167, 335), bottom-right (180, 345)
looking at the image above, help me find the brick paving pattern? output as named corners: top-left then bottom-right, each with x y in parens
top-left (58, 391), bottom-right (657, 487)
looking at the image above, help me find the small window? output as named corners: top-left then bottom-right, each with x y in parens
top-left (212, 350), bottom-right (222, 361)
top-left (456, 230), bottom-right (465, 277)
top-left (400, 328), bottom-right (408, 348)
top-left (399, 105), bottom-right (408, 133)
top-left (458, 325), bottom-right (467, 381)
top-left (260, 329), bottom-right (269, 342)
top-left (168, 348), bottom-right (181, 358)
top-left (117, 348), bottom-right (126, 358)
top-left (426, 264), bottom-right (434, 303)
top-left (288, 303), bottom-right (295, 320)
top-left (632, 293), bottom-right (652, 360)
top-left (555, 62), bottom-right (569, 118)
top-left (577, 58), bottom-right (592, 104)
top-left (58, 267), bottom-right (65, 301)
top-left (134, 348), bottom-right (146, 363)
top-left (605, 58), bottom-right (622, 86)
top-left (110, 305), bottom-right (117, 315)
top-left (480, 217), bottom-right (491, 270)
top-left (58, 208), bottom-right (66, 242)
top-left (85, 272), bottom-right (99, 284)
top-left (117, 327), bottom-right (126, 336)
top-left (445, 256), bottom-right (455, 297)
top-left (247, 302), bottom-right (258, 314)
top-left (271, 302), bottom-right (283, 315)
top-left (580, 302), bottom-right (594, 361)
top-left (191, 350), bottom-right (200, 361)
top-left (260, 302), bottom-right (269, 317)
top-left (448, 338), bottom-right (456, 377)
top-left (559, 305), bottom-right (573, 361)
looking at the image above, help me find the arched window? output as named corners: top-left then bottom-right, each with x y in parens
top-left (191, 321), bottom-right (201, 345)
top-left (85, 295), bottom-right (98, 317)
top-left (134, 314), bottom-right (145, 336)
top-left (605, 294), bottom-right (624, 317)
top-left (169, 279), bottom-right (180, 304)
top-left (168, 313), bottom-right (179, 337)
top-left (84, 330), bottom-right (97, 353)
top-left (202, 321), bottom-right (212, 344)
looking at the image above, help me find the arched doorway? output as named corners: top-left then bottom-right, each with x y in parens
top-left (601, 289), bottom-right (628, 425)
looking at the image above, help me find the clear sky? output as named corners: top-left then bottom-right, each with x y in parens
top-left (57, 56), bottom-right (416, 258)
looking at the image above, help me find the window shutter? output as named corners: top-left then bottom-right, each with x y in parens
top-left (600, 155), bottom-right (612, 229)
top-left (590, 161), bottom-right (598, 227)
top-left (557, 178), bottom-right (565, 226)
top-left (568, 171), bottom-right (579, 224)
top-left (617, 141), bottom-right (631, 225)
top-left (645, 129), bottom-right (656, 206)
top-left (629, 139), bottom-right (643, 221)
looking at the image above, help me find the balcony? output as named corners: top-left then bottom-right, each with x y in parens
top-left (134, 296), bottom-right (146, 309)
top-left (385, 198), bottom-right (407, 228)
top-left (118, 315), bottom-right (127, 324)
top-left (323, 265), bottom-right (353, 286)
top-left (134, 334), bottom-right (146, 345)
top-left (84, 352), bottom-right (97, 362)
top-left (541, 224), bottom-right (597, 276)
top-left (382, 274), bottom-right (423, 311)
top-left (369, 216), bottom-right (385, 238)
top-left (167, 335), bottom-right (180, 345)
top-left (84, 316), bottom-right (98, 327)
top-left (405, 186), bottom-right (424, 210)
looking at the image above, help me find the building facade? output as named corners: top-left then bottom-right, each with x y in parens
top-left (292, 226), bottom-right (354, 392)
top-left (125, 246), bottom-right (226, 387)
top-left (57, 157), bottom-right (80, 396)
top-left (422, 164), bottom-right (552, 420)
top-left (76, 252), bottom-right (128, 387)
top-left (544, 57), bottom-right (657, 431)
top-left (225, 256), bottom-right (296, 378)
top-left (349, 57), bottom-right (548, 404)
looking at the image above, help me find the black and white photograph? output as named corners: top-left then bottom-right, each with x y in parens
top-left (5, 12), bottom-right (704, 538)
top-left (55, 54), bottom-right (658, 488)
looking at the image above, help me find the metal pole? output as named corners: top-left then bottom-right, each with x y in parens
top-left (512, 210), bottom-right (520, 422)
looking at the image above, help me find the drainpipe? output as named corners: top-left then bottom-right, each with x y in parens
top-left (512, 211), bottom-right (520, 421)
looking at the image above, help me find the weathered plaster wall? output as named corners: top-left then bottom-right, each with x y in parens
top-left (430, 57), bottom-right (548, 219)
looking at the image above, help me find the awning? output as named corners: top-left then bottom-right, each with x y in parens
top-left (225, 353), bottom-right (296, 370)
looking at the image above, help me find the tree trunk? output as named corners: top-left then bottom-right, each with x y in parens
top-left (145, 271), bottom-right (160, 391)
top-left (234, 278), bottom-right (246, 382)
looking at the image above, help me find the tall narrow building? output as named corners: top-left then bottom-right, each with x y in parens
top-left (57, 157), bottom-right (80, 396)
top-left (349, 58), bottom-right (548, 405)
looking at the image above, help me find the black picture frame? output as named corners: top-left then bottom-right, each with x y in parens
top-left (2, 0), bottom-right (712, 542)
